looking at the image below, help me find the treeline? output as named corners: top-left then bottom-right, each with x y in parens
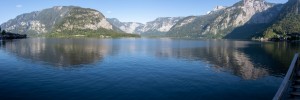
top-left (45, 28), bottom-right (140, 38)
top-left (0, 27), bottom-right (27, 39)
top-left (263, 14), bottom-right (300, 39)
top-left (0, 27), bottom-right (7, 36)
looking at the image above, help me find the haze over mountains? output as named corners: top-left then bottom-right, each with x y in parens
top-left (107, 17), bottom-right (183, 36)
top-left (1, 0), bottom-right (298, 39)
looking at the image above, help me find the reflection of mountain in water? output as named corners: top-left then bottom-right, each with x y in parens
top-left (154, 40), bottom-right (295, 80)
top-left (2, 38), bottom-right (113, 66)
top-left (1, 38), bottom-right (298, 79)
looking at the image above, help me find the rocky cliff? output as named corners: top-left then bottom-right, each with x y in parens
top-left (167, 0), bottom-right (280, 38)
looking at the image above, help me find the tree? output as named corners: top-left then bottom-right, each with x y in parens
top-left (1, 30), bottom-right (6, 36)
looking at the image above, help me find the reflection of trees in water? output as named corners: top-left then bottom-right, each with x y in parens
top-left (0, 41), bottom-right (7, 47)
top-left (155, 40), bottom-right (270, 80)
top-left (262, 42), bottom-right (300, 68)
top-left (3, 38), bottom-right (113, 67)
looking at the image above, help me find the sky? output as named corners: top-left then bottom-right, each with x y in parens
top-left (0, 0), bottom-right (288, 24)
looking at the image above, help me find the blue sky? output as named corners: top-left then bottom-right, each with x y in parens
top-left (0, 0), bottom-right (287, 24)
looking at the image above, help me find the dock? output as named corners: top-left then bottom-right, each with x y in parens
top-left (273, 53), bottom-right (300, 100)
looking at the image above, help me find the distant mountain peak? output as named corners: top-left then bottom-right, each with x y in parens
top-left (213, 6), bottom-right (226, 11)
top-left (207, 6), bottom-right (227, 14)
top-left (108, 17), bottom-right (183, 34)
top-left (243, 0), bottom-right (265, 3)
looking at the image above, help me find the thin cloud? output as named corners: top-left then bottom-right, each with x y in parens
top-left (106, 11), bottom-right (112, 14)
top-left (16, 4), bottom-right (23, 8)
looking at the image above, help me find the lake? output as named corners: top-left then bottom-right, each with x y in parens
top-left (0, 38), bottom-right (299, 100)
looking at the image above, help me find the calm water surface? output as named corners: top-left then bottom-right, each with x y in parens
top-left (0, 38), bottom-right (299, 100)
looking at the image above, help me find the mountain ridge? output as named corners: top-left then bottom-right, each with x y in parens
top-left (1, 0), bottom-right (294, 39)
top-left (167, 0), bottom-right (280, 39)
top-left (107, 17), bottom-right (183, 35)
top-left (1, 6), bottom-right (138, 37)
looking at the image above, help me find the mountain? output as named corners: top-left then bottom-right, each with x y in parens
top-left (142, 17), bottom-right (183, 34)
top-left (107, 18), bottom-right (145, 34)
top-left (262, 0), bottom-right (300, 39)
top-left (1, 6), bottom-right (137, 37)
top-left (108, 17), bottom-right (183, 36)
top-left (167, 0), bottom-right (280, 39)
top-left (2, 0), bottom-right (290, 39)
top-left (226, 4), bottom-right (283, 39)
top-left (206, 6), bottom-right (227, 14)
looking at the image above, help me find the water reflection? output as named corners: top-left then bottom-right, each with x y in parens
top-left (1, 38), bottom-right (299, 80)
top-left (2, 38), bottom-right (113, 66)
top-left (152, 40), bottom-right (300, 79)
top-left (262, 42), bottom-right (300, 67)
top-left (153, 40), bottom-right (271, 79)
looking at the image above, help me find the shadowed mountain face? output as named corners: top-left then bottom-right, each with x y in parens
top-left (167, 0), bottom-right (279, 38)
top-left (225, 4), bottom-right (283, 39)
top-left (262, 0), bottom-right (300, 38)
